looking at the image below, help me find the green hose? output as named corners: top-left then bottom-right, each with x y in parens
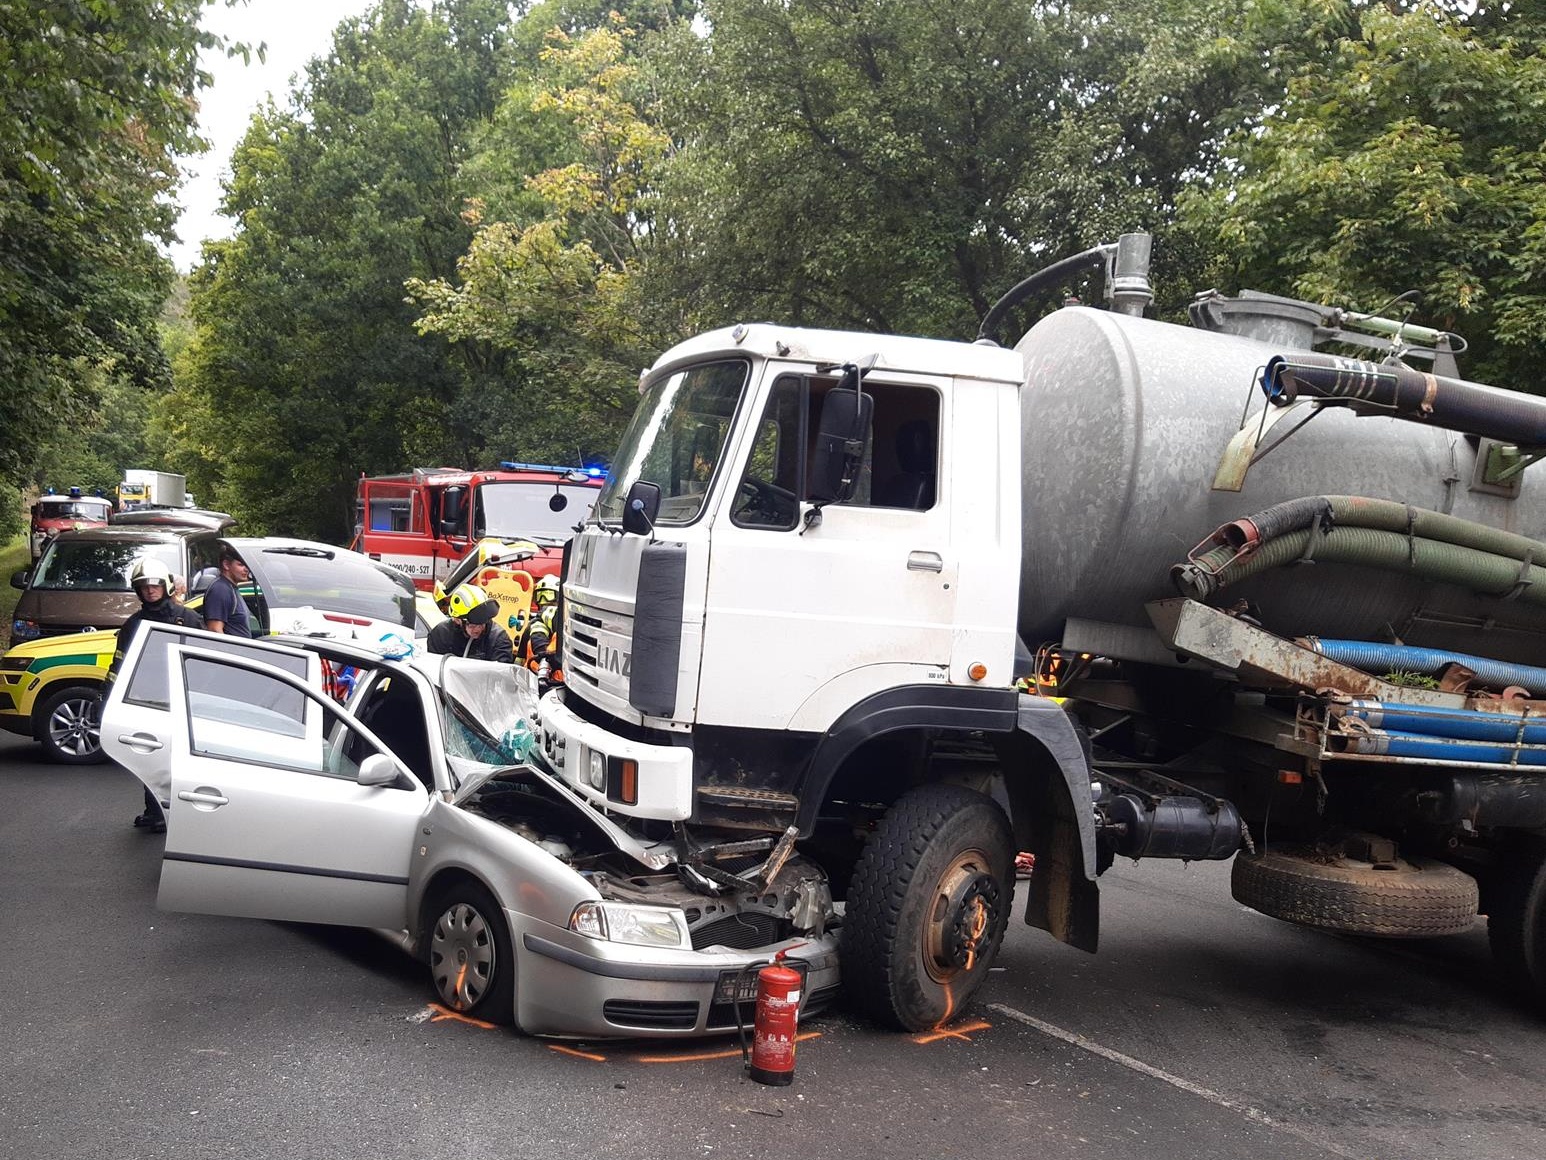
top-left (1323, 496), bottom-right (1546, 564)
top-left (1182, 525), bottom-right (1546, 607)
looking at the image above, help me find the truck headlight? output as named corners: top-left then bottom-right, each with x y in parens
top-left (586, 748), bottom-right (606, 791)
top-left (569, 901), bottom-right (691, 949)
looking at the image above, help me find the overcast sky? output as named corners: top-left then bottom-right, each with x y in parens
top-left (167, 0), bottom-right (380, 271)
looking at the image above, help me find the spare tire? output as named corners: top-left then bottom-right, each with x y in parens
top-left (1232, 846), bottom-right (1478, 938)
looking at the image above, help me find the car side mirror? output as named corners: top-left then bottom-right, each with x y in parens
top-left (10, 569), bottom-right (29, 590)
top-left (621, 480), bottom-right (661, 536)
top-left (357, 752), bottom-right (403, 788)
top-left (808, 386), bottom-right (874, 503)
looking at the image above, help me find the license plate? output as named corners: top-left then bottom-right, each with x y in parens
top-left (713, 961), bottom-right (807, 1005)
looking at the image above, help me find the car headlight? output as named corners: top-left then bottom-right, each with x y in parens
top-left (0, 655), bottom-right (32, 673)
top-left (11, 620), bottom-right (40, 643)
top-left (569, 901), bottom-right (691, 949)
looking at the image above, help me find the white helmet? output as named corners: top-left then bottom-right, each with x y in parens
top-left (129, 557), bottom-right (175, 591)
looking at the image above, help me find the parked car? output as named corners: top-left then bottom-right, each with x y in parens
top-left (0, 538), bottom-right (418, 763)
top-left (10, 525), bottom-right (225, 642)
top-left (100, 626), bottom-right (840, 1037)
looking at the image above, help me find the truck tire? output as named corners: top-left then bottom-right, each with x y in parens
top-left (841, 784), bottom-right (1014, 1031)
top-left (35, 684), bottom-right (108, 765)
top-left (1487, 839), bottom-right (1546, 1009)
top-left (1232, 846), bottom-right (1477, 938)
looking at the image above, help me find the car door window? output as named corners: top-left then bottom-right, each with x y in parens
top-left (125, 631), bottom-right (309, 710)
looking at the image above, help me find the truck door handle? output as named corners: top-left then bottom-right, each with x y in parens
top-left (178, 789), bottom-right (229, 807)
top-left (117, 732), bottom-right (164, 753)
top-left (907, 551), bottom-right (944, 573)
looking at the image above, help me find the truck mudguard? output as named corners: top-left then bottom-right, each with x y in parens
top-left (794, 684), bottom-right (1019, 835)
top-left (1013, 695), bottom-right (1099, 882)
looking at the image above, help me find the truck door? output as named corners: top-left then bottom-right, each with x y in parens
top-left (359, 479), bottom-right (434, 587)
top-left (697, 370), bottom-right (959, 731)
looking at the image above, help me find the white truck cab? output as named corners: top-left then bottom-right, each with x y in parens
top-left (539, 325), bottom-right (1027, 826)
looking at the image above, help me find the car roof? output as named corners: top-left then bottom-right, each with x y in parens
top-left (43, 525), bottom-right (214, 545)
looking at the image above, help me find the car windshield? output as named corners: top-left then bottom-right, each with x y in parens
top-left (475, 482), bottom-right (599, 541)
top-left (30, 540), bottom-right (182, 591)
top-left (595, 359), bottom-right (750, 526)
top-left (36, 501), bottom-right (110, 520)
top-left (246, 548), bottom-right (417, 627)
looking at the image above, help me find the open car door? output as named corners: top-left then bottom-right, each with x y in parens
top-left (102, 623), bottom-right (323, 808)
top-left (153, 644), bottom-right (431, 930)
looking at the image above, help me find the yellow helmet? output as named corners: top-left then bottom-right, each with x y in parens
top-left (532, 574), bottom-right (560, 606)
top-left (446, 583), bottom-right (498, 624)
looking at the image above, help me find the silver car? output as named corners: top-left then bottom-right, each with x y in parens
top-left (100, 624), bottom-right (840, 1037)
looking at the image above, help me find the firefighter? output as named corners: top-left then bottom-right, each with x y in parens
top-left (427, 583), bottom-right (513, 663)
top-left (518, 575), bottom-right (562, 680)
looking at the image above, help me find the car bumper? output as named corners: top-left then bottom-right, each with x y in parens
top-left (510, 914), bottom-right (841, 1038)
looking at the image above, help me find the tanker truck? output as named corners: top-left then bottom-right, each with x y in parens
top-left (531, 233), bottom-right (1546, 1033)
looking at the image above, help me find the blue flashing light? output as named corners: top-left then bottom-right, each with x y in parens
top-left (497, 460), bottom-right (607, 481)
top-left (586, 467), bottom-right (604, 477)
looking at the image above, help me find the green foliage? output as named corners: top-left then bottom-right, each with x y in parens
top-left (0, 0), bottom-right (219, 492)
top-left (1382, 670), bottom-right (1442, 690)
top-left (175, 0), bottom-right (511, 540)
top-left (1181, 2), bottom-right (1546, 389)
top-left (409, 18), bottom-right (668, 466)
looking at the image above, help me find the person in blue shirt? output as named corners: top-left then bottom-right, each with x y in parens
top-left (203, 544), bottom-right (254, 637)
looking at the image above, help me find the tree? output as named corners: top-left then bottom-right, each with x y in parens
top-left (0, 0), bottom-right (219, 499)
top-left (409, 17), bottom-right (672, 465)
top-left (1182, 2), bottom-right (1546, 390)
top-left (176, 0), bottom-right (511, 540)
top-left (640, 0), bottom-right (1286, 342)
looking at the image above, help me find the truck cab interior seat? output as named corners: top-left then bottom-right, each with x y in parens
top-left (874, 419), bottom-right (937, 509)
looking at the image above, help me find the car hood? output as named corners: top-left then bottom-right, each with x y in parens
top-left (17, 589), bottom-right (138, 631)
top-left (3, 629), bottom-right (116, 663)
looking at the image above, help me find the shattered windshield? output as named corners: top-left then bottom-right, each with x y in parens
top-left (417, 655), bottom-right (543, 788)
top-left (595, 359), bottom-right (750, 526)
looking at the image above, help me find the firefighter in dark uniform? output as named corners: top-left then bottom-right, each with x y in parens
top-left (427, 584), bottom-right (513, 662)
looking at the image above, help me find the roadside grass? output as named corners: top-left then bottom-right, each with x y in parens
top-left (0, 536), bottom-right (27, 647)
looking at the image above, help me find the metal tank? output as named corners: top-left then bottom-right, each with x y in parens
top-left (1013, 302), bottom-right (1546, 663)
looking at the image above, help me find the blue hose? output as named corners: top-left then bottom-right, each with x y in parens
top-left (1339, 728), bottom-right (1546, 767)
top-left (1341, 700), bottom-right (1546, 744)
top-left (1307, 639), bottom-right (1546, 697)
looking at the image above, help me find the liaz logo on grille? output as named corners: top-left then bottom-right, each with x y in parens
top-left (597, 643), bottom-right (631, 677)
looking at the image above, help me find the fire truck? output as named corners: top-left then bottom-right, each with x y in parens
top-left (350, 463), bottom-right (604, 589)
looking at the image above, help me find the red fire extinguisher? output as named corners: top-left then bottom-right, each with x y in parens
top-left (742, 950), bottom-right (804, 1086)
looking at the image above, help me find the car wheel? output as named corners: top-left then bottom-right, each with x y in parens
top-left (35, 684), bottom-right (107, 765)
top-left (841, 784), bottom-right (1014, 1031)
top-left (426, 882), bottom-right (515, 1025)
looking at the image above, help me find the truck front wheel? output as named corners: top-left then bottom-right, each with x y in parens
top-left (841, 784), bottom-right (1014, 1031)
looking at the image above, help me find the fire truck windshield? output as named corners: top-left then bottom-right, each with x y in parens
top-left (476, 481), bottom-right (599, 541)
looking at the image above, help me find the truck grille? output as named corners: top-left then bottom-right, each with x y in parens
top-left (565, 598), bottom-right (634, 695)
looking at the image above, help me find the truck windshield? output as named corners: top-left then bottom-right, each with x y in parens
top-left (595, 359), bottom-right (750, 526)
top-left (475, 482), bottom-right (600, 540)
top-left (35, 501), bottom-right (110, 521)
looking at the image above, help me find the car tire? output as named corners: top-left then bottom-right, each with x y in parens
top-left (35, 684), bottom-right (107, 765)
top-left (425, 881), bottom-right (515, 1025)
top-left (1232, 846), bottom-right (1478, 938)
top-left (841, 784), bottom-right (1014, 1031)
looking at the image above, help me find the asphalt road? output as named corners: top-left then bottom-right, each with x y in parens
top-left (2, 729), bottom-right (1543, 1160)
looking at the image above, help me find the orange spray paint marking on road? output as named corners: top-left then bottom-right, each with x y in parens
top-left (547, 1044), bottom-right (608, 1062)
top-left (425, 1002), bottom-right (498, 1029)
top-left (634, 1031), bottom-right (823, 1065)
top-left (912, 1019), bottom-right (991, 1045)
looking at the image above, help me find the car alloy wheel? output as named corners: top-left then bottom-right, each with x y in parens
top-left (37, 685), bottom-right (106, 765)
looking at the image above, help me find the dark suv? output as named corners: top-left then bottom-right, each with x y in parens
top-left (9, 526), bottom-right (226, 643)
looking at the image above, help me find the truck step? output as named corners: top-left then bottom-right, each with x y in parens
top-left (696, 785), bottom-right (801, 810)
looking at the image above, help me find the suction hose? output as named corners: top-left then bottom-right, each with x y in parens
top-left (1260, 353), bottom-right (1546, 447)
top-left (1307, 640), bottom-right (1546, 698)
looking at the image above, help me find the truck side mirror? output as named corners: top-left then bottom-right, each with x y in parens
top-left (808, 386), bottom-right (874, 504)
top-left (10, 569), bottom-right (29, 591)
top-left (439, 486), bottom-right (467, 538)
top-left (622, 480), bottom-right (661, 536)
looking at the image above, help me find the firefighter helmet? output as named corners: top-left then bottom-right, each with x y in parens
top-left (447, 583), bottom-right (499, 625)
top-left (532, 574), bottom-right (560, 607)
top-left (129, 557), bottom-right (176, 592)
